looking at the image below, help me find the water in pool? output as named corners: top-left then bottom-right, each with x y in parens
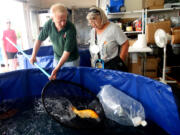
top-left (0, 98), bottom-right (168, 135)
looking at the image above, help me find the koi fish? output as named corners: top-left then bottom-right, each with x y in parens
top-left (71, 106), bottom-right (100, 121)
top-left (0, 109), bottom-right (18, 120)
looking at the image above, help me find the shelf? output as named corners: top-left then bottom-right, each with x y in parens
top-left (124, 31), bottom-right (142, 34)
top-left (147, 7), bottom-right (180, 12)
top-left (107, 7), bottom-right (180, 15)
top-left (107, 9), bottom-right (144, 15)
top-left (108, 11), bottom-right (131, 15)
top-left (107, 9), bottom-right (144, 20)
top-left (128, 47), bottom-right (152, 53)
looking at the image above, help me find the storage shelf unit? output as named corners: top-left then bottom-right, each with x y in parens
top-left (107, 9), bottom-right (145, 34)
top-left (107, 7), bottom-right (180, 33)
top-left (145, 7), bottom-right (180, 35)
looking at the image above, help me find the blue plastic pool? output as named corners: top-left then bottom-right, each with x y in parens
top-left (0, 67), bottom-right (179, 135)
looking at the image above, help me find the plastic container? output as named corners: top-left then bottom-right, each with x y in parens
top-left (107, 0), bottom-right (124, 13)
top-left (110, 0), bottom-right (124, 7)
top-left (97, 85), bottom-right (147, 127)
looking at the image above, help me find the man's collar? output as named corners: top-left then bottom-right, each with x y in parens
top-left (51, 19), bottom-right (68, 32)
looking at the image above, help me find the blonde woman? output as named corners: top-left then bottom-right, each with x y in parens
top-left (30, 3), bottom-right (79, 80)
top-left (87, 7), bottom-right (129, 71)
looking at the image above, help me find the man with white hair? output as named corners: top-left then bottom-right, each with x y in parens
top-left (30, 3), bottom-right (79, 80)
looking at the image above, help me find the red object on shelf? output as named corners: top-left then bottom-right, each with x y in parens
top-left (135, 19), bottom-right (142, 31)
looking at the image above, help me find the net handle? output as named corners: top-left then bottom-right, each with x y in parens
top-left (5, 37), bottom-right (51, 78)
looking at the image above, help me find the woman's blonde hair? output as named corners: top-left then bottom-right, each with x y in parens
top-left (50, 3), bottom-right (68, 16)
top-left (86, 6), bottom-right (108, 25)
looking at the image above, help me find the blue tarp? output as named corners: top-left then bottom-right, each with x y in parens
top-left (0, 67), bottom-right (179, 135)
top-left (17, 45), bottom-right (91, 69)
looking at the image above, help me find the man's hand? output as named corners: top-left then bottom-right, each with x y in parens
top-left (30, 56), bottom-right (37, 65)
top-left (49, 51), bottom-right (70, 80)
top-left (49, 67), bottom-right (59, 80)
top-left (30, 40), bottom-right (42, 65)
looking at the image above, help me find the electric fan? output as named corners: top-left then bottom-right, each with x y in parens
top-left (154, 29), bottom-right (176, 84)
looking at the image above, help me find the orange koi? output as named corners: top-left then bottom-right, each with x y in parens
top-left (71, 106), bottom-right (100, 121)
top-left (0, 109), bottom-right (18, 120)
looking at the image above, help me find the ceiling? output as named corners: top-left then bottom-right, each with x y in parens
top-left (27, 0), bottom-right (97, 9)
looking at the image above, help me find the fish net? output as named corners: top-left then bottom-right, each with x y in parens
top-left (41, 80), bottom-right (104, 129)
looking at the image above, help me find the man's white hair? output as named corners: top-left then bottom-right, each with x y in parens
top-left (50, 3), bottom-right (68, 16)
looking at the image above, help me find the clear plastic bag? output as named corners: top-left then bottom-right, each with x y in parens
top-left (97, 85), bottom-right (147, 127)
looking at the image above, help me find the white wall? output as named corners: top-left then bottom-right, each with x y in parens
top-left (28, 0), bottom-right (96, 9)
top-left (22, 0), bottom-right (97, 48)
top-left (125, 0), bottom-right (144, 11)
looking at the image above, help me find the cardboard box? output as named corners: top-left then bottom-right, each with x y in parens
top-left (148, 5), bottom-right (164, 9)
top-left (171, 27), bottom-right (180, 35)
top-left (129, 63), bottom-right (142, 75)
top-left (146, 20), bottom-right (171, 44)
top-left (144, 69), bottom-right (158, 78)
top-left (172, 29), bottom-right (180, 35)
top-left (129, 39), bottom-right (137, 46)
top-left (128, 54), bottom-right (142, 75)
top-left (145, 0), bottom-right (164, 9)
top-left (172, 34), bottom-right (180, 44)
top-left (128, 55), bottom-right (159, 78)
top-left (146, 57), bottom-right (159, 69)
top-left (145, 57), bottom-right (159, 78)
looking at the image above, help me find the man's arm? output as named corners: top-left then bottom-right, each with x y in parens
top-left (49, 51), bottom-right (70, 80)
top-left (119, 40), bottom-right (129, 62)
top-left (56, 51), bottom-right (70, 70)
top-left (30, 40), bottom-right (42, 64)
